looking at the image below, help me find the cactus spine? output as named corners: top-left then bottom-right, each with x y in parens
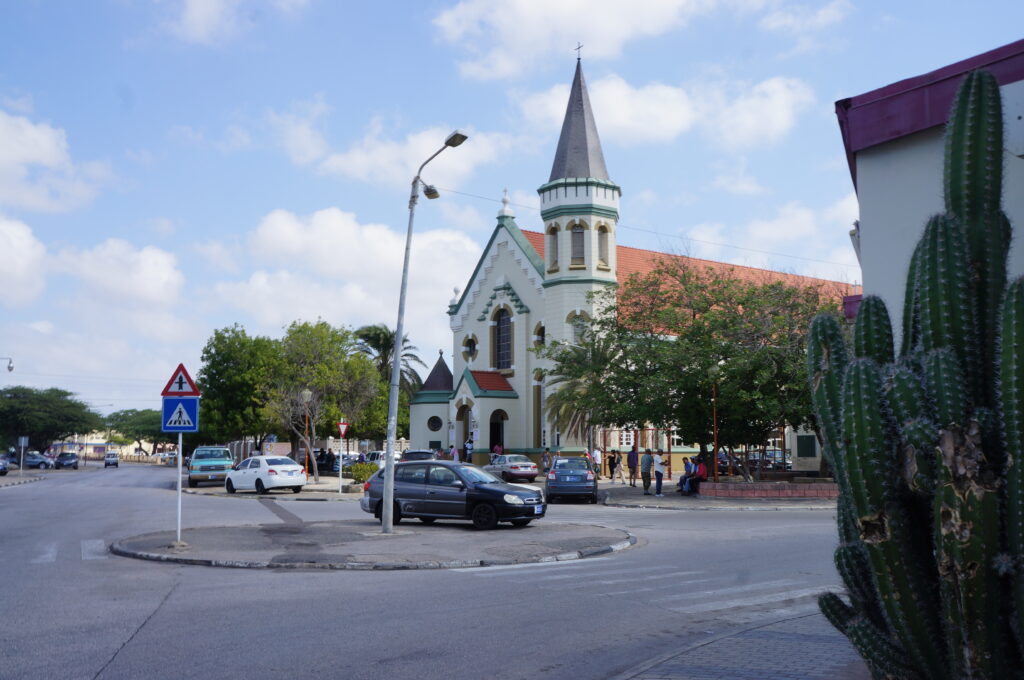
top-left (811, 69), bottom-right (1022, 678)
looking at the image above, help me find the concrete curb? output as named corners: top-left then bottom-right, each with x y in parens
top-left (0, 474), bottom-right (44, 489)
top-left (109, 528), bottom-right (637, 571)
top-left (181, 487), bottom-right (361, 502)
top-left (603, 500), bottom-right (835, 512)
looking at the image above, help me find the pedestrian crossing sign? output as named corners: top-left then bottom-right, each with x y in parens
top-left (162, 396), bottom-right (200, 432)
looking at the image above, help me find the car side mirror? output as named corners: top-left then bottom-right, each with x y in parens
top-left (452, 480), bottom-right (465, 489)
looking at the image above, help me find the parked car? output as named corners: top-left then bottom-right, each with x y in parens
top-left (545, 456), bottom-right (598, 503)
top-left (55, 452), bottom-right (79, 470)
top-left (225, 455), bottom-right (306, 495)
top-left (365, 450), bottom-right (399, 469)
top-left (484, 454), bottom-right (539, 482)
top-left (360, 460), bottom-right (546, 530)
top-left (21, 452), bottom-right (53, 470)
top-left (0, 458), bottom-right (7, 476)
top-left (332, 453), bottom-right (359, 475)
top-left (399, 449), bottom-right (437, 462)
top-left (186, 447), bottom-right (232, 486)
top-left (104, 452), bottom-right (119, 468)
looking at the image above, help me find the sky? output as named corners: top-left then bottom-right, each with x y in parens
top-left (1, 1), bottom-right (1022, 416)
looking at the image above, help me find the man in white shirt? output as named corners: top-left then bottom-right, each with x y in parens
top-left (653, 449), bottom-right (665, 496)
top-left (592, 447), bottom-right (602, 479)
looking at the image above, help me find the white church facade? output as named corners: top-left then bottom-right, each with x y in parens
top-left (410, 61), bottom-right (859, 465)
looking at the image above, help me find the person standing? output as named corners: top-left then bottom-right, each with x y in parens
top-left (591, 447), bottom-right (602, 480)
top-left (542, 447), bottom-right (551, 472)
top-left (627, 446), bottom-right (639, 487)
top-left (607, 450), bottom-right (619, 483)
top-left (653, 449), bottom-right (666, 497)
top-left (451, 445), bottom-right (460, 463)
top-left (464, 438), bottom-right (474, 463)
top-left (640, 449), bottom-right (653, 495)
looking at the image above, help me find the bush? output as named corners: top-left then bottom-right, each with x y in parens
top-left (349, 463), bottom-right (378, 484)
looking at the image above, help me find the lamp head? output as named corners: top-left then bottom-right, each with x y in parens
top-left (445, 130), bottom-right (468, 147)
top-left (5, 359), bottom-right (11, 372)
top-left (423, 184), bottom-right (440, 200)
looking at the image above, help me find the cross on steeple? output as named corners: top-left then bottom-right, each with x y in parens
top-left (575, 42), bottom-right (583, 60)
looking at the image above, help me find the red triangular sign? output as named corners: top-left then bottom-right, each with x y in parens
top-left (161, 363), bottom-right (201, 397)
top-left (338, 421), bottom-right (349, 438)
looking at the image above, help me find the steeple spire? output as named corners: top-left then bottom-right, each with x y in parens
top-left (548, 60), bottom-right (609, 182)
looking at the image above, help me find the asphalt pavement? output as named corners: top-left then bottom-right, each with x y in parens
top-left (0, 464), bottom-right (868, 679)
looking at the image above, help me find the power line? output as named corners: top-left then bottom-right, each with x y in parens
top-left (436, 186), bottom-right (860, 272)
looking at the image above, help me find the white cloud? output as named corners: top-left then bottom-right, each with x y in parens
top-left (709, 157), bottom-right (767, 195)
top-left (56, 239), bottom-right (184, 306)
top-left (0, 214), bottom-right (46, 307)
top-left (521, 76), bottom-right (696, 145)
top-left (823, 190), bottom-right (858, 227)
top-left (698, 76), bottom-right (815, 150)
top-left (166, 0), bottom-right (311, 45)
top-left (2, 94), bottom-right (33, 114)
top-left (318, 120), bottom-right (515, 189)
top-left (434, 0), bottom-right (718, 80)
top-left (218, 207), bottom-right (482, 355)
top-left (168, 123), bottom-right (252, 152)
top-left (218, 124), bottom-right (252, 151)
top-left (760, 0), bottom-right (850, 34)
top-left (150, 218), bottom-right (177, 236)
top-left (28, 320), bottom-right (54, 335)
top-left (266, 94), bottom-right (330, 165)
top-left (0, 109), bottom-right (111, 213)
top-left (194, 239), bottom-right (241, 274)
top-left (439, 202), bottom-right (488, 232)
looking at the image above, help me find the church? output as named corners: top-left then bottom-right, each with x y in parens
top-left (409, 60), bottom-right (859, 463)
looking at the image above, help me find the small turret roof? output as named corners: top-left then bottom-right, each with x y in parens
top-left (420, 351), bottom-right (453, 391)
top-left (548, 60), bottom-right (609, 182)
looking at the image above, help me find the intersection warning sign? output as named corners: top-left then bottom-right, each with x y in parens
top-left (161, 363), bottom-right (201, 397)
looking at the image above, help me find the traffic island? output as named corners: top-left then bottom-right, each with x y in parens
top-left (110, 520), bottom-right (635, 570)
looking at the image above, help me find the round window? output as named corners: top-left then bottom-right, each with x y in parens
top-left (427, 416), bottom-right (443, 432)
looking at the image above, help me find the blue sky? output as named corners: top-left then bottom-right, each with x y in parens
top-left (1, 1), bottom-right (1022, 414)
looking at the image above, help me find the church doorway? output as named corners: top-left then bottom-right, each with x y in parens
top-left (490, 410), bottom-right (508, 451)
top-left (456, 404), bottom-right (472, 448)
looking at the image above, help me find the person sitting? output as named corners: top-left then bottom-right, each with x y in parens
top-left (681, 456), bottom-right (707, 496)
top-left (677, 456), bottom-right (696, 494)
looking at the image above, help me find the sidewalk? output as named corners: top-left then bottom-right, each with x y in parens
top-left (597, 479), bottom-right (836, 511)
top-left (183, 475), bottom-right (362, 501)
top-left (610, 612), bottom-right (870, 680)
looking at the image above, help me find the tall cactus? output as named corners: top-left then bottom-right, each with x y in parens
top-left (811, 69), bottom-right (1022, 678)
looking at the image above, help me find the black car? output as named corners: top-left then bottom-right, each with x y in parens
top-left (360, 460), bottom-right (545, 530)
top-left (55, 452), bottom-right (79, 470)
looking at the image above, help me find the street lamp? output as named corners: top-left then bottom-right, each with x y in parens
top-left (382, 129), bottom-right (468, 534)
top-left (708, 359), bottom-right (725, 483)
top-left (300, 388), bottom-right (312, 476)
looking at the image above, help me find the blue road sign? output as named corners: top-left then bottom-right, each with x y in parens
top-left (162, 397), bottom-right (200, 433)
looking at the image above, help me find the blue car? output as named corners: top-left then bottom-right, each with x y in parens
top-left (545, 456), bottom-right (598, 504)
top-left (0, 457), bottom-right (7, 476)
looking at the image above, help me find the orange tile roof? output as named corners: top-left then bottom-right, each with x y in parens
top-left (470, 371), bottom-right (515, 392)
top-left (521, 230), bottom-right (860, 297)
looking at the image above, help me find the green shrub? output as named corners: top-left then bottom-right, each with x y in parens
top-left (349, 463), bottom-right (378, 484)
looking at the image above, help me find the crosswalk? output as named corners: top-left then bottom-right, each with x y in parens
top-left (26, 539), bottom-right (109, 563)
top-left (456, 558), bottom-right (840, 625)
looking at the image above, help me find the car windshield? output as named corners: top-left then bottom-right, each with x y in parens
top-left (506, 455), bottom-right (531, 464)
top-left (456, 465), bottom-right (501, 483)
top-left (58, 453), bottom-right (75, 459)
top-left (554, 458), bottom-right (590, 470)
top-left (193, 450), bottom-right (231, 460)
top-left (265, 457), bottom-right (296, 466)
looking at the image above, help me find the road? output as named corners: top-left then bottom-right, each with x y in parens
top-left (0, 465), bottom-right (842, 679)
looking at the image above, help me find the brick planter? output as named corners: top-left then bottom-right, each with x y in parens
top-left (699, 481), bottom-right (839, 499)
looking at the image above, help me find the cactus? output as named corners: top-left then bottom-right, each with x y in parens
top-left (810, 69), bottom-right (1024, 678)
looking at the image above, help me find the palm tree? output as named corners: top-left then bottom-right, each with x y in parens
top-left (355, 324), bottom-right (426, 397)
top-left (543, 330), bottom-right (620, 450)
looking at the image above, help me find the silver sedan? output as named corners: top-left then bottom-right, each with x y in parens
top-left (483, 454), bottom-right (539, 482)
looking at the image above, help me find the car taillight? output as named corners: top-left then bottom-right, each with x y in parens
top-left (586, 471), bottom-right (594, 481)
top-left (363, 481), bottom-right (371, 492)
top-left (268, 469), bottom-right (278, 476)
top-left (547, 471), bottom-right (556, 480)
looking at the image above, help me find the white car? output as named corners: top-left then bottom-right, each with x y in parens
top-left (225, 455), bottom-right (306, 495)
top-left (364, 450), bottom-right (400, 469)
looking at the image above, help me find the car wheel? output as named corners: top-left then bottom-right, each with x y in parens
top-left (256, 479), bottom-right (267, 495)
top-left (471, 503), bottom-right (498, 530)
top-left (527, 477), bottom-right (536, 482)
top-left (511, 519), bottom-right (531, 527)
top-left (188, 478), bottom-right (197, 488)
top-left (226, 479), bottom-right (235, 494)
top-left (419, 517), bottom-right (435, 524)
top-left (590, 494), bottom-right (599, 504)
top-left (0, 470), bottom-right (6, 476)
top-left (292, 486), bottom-right (301, 494)
top-left (73, 464), bottom-right (78, 470)
top-left (38, 463), bottom-right (46, 470)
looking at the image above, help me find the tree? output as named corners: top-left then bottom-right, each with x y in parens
top-left (197, 324), bottom-right (281, 448)
top-left (105, 409), bottom-right (174, 454)
top-left (355, 323), bottom-right (426, 397)
top-left (0, 387), bottom-right (103, 452)
top-left (268, 321), bottom-right (381, 481)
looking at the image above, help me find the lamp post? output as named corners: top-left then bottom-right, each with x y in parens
top-left (708, 360), bottom-right (725, 483)
top-left (382, 130), bottom-right (468, 534)
top-left (300, 388), bottom-right (312, 476)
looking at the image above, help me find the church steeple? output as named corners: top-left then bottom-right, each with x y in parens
top-left (549, 60), bottom-right (609, 182)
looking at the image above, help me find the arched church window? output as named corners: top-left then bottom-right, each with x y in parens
top-left (598, 226), bottom-right (609, 266)
top-left (571, 225), bottom-right (585, 265)
top-left (547, 227), bottom-right (559, 270)
top-left (494, 309), bottom-right (512, 370)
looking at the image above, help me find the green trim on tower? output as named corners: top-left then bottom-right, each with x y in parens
top-left (477, 282), bottom-right (530, 321)
top-left (410, 390), bottom-right (452, 405)
top-left (542, 277), bottom-right (617, 289)
top-left (538, 177), bottom-right (622, 194)
top-left (540, 204), bottom-right (619, 222)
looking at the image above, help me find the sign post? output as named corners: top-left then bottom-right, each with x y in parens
top-left (161, 363), bottom-right (200, 544)
top-left (18, 435), bottom-right (28, 477)
top-left (337, 421), bottom-right (348, 493)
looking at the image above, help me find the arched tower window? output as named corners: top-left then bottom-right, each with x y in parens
top-left (598, 225), bottom-right (609, 266)
top-left (571, 224), bottom-right (585, 265)
top-left (494, 309), bottom-right (512, 370)
top-left (547, 226), bottom-right (559, 270)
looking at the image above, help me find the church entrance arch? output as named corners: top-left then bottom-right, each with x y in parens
top-left (455, 403), bottom-right (474, 451)
top-left (489, 410), bottom-right (508, 452)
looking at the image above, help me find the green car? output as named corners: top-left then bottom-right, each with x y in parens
top-left (187, 447), bottom-right (235, 487)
